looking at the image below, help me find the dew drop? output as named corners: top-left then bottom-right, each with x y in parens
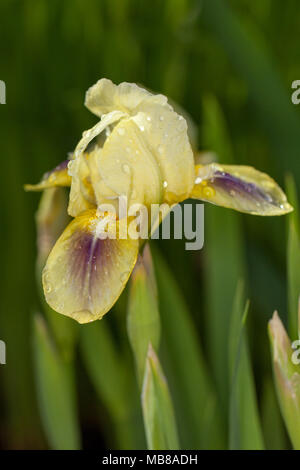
top-left (139, 125), bottom-right (145, 132)
top-left (163, 181), bottom-right (168, 188)
top-left (195, 177), bottom-right (202, 185)
top-left (202, 186), bottom-right (215, 198)
top-left (117, 127), bottom-right (125, 136)
top-left (146, 116), bottom-right (151, 122)
top-left (45, 284), bottom-right (52, 294)
top-left (122, 163), bottom-right (131, 174)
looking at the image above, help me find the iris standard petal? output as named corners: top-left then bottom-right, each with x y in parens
top-left (42, 209), bottom-right (139, 323)
top-left (89, 119), bottom-right (163, 210)
top-left (191, 163), bottom-right (293, 215)
top-left (85, 78), bottom-right (167, 117)
top-left (130, 99), bottom-right (195, 203)
top-left (25, 160), bottom-right (71, 191)
top-left (74, 109), bottom-right (127, 158)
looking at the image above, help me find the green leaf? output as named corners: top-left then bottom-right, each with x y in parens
top-left (142, 344), bottom-right (179, 450)
top-left (80, 319), bottom-right (142, 449)
top-left (127, 244), bottom-right (160, 386)
top-left (202, 0), bottom-right (300, 179)
top-left (152, 245), bottom-right (225, 449)
top-left (229, 283), bottom-right (264, 450)
top-left (286, 174), bottom-right (300, 340)
top-left (202, 94), bottom-right (246, 415)
top-left (268, 312), bottom-right (300, 450)
top-left (261, 378), bottom-right (288, 450)
top-left (33, 315), bottom-right (81, 450)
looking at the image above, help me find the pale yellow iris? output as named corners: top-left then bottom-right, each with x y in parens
top-left (26, 79), bottom-right (293, 323)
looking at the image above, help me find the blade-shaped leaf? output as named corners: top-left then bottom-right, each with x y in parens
top-left (286, 174), bottom-right (300, 340)
top-left (142, 344), bottom-right (179, 450)
top-left (33, 315), bottom-right (81, 450)
top-left (268, 312), bottom-right (300, 450)
top-left (80, 319), bottom-right (143, 449)
top-left (152, 244), bottom-right (225, 449)
top-left (202, 94), bottom-right (246, 415)
top-left (229, 283), bottom-right (264, 450)
top-left (127, 244), bottom-right (160, 386)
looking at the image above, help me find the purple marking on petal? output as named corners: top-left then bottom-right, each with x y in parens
top-left (43, 160), bottom-right (69, 179)
top-left (213, 171), bottom-right (275, 205)
top-left (69, 229), bottom-right (113, 305)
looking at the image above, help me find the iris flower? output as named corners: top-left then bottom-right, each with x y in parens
top-left (26, 79), bottom-right (292, 323)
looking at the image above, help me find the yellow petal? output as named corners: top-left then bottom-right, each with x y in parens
top-left (80, 79), bottom-right (195, 206)
top-left (130, 97), bottom-right (195, 203)
top-left (25, 160), bottom-right (71, 191)
top-left (42, 210), bottom-right (139, 323)
top-left (85, 78), bottom-right (166, 117)
top-left (191, 163), bottom-right (293, 215)
top-left (74, 109), bottom-right (126, 158)
top-left (89, 119), bottom-right (163, 211)
top-left (67, 153), bottom-right (96, 217)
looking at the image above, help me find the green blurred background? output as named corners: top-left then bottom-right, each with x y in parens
top-left (0, 0), bottom-right (299, 449)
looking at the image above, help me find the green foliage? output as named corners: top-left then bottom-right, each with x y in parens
top-left (286, 175), bottom-right (300, 340)
top-left (0, 0), bottom-right (299, 450)
top-left (33, 315), bottom-right (81, 450)
top-left (228, 284), bottom-right (264, 449)
top-left (127, 245), bottom-right (179, 450)
top-left (142, 345), bottom-right (179, 450)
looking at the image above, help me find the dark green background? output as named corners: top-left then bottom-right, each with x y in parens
top-left (0, 0), bottom-right (299, 449)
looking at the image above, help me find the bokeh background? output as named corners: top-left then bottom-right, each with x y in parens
top-left (0, 0), bottom-right (299, 449)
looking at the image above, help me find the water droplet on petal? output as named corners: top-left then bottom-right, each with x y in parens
top-left (117, 127), bottom-right (125, 136)
top-left (139, 125), bottom-right (145, 132)
top-left (45, 284), bottom-right (52, 294)
top-left (122, 163), bottom-right (131, 174)
top-left (146, 116), bottom-right (151, 122)
top-left (163, 181), bottom-right (168, 188)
